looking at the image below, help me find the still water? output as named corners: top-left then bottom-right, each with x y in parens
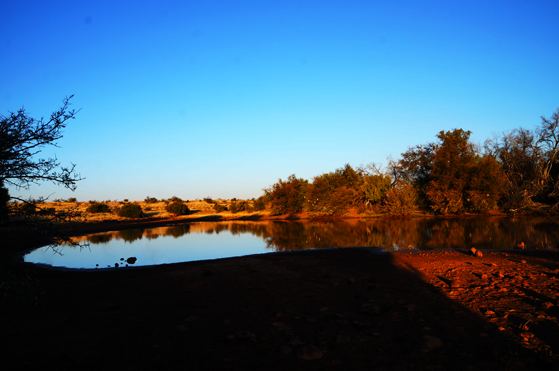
top-left (24, 217), bottom-right (559, 269)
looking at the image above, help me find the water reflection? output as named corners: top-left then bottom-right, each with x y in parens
top-left (75, 217), bottom-right (559, 251)
top-left (25, 217), bottom-right (559, 269)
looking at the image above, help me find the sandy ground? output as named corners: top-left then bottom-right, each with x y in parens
top-left (2, 220), bottom-right (559, 371)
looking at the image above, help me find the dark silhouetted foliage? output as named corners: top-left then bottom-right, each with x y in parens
top-left (213, 203), bottom-right (228, 213)
top-left (86, 202), bottom-right (111, 214)
top-left (229, 200), bottom-right (253, 213)
top-left (253, 196), bottom-right (266, 211)
top-left (203, 197), bottom-right (214, 204)
top-left (144, 196), bottom-right (158, 204)
top-left (165, 201), bottom-right (190, 216)
top-left (168, 196), bottom-right (182, 202)
top-left (118, 203), bottom-right (144, 218)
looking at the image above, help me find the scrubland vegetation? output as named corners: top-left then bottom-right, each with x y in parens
top-left (2, 97), bottom-right (559, 236)
top-left (263, 109), bottom-right (559, 216)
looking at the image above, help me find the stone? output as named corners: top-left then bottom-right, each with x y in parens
top-left (295, 344), bottom-right (323, 360)
top-left (422, 335), bottom-right (442, 349)
top-left (542, 302), bottom-right (554, 310)
top-left (470, 247), bottom-right (477, 255)
top-left (475, 250), bottom-right (483, 258)
top-left (517, 242), bottom-right (525, 249)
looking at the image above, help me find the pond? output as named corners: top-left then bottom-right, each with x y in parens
top-left (24, 217), bottom-right (559, 269)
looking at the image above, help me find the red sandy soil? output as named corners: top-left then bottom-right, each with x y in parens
top-left (2, 220), bottom-right (559, 371)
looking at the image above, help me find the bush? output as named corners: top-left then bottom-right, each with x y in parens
top-left (229, 200), bottom-right (253, 213)
top-left (165, 201), bottom-right (190, 216)
top-left (213, 203), bottom-right (228, 213)
top-left (66, 197), bottom-right (77, 203)
top-left (86, 202), bottom-right (111, 213)
top-left (118, 203), bottom-right (144, 218)
top-left (264, 175), bottom-right (308, 215)
top-left (383, 182), bottom-right (418, 215)
top-left (253, 196), bottom-right (266, 211)
top-left (144, 196), bottom-right (158, 204)
top-left (168, 196), bottom-right (182, 202)
top-left (203, 197), bottom-right (214, 204)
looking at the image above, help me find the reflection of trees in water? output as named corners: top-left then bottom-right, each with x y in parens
top-left (82, 218), bottom-right (559, 251)
top-left (165, 225), bottom-right (191, 238)
top-left (118, 229), bottom-right (145, 243)
top-left (87, 233), bottom-right (113, 244)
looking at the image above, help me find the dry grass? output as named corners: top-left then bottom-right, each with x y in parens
top-left (41, 199), bottom-right (267, 223)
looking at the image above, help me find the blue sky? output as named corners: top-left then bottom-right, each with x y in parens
top-left (2, 0), bottom-right (558, 201)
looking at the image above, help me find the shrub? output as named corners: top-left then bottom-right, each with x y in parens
top-left (118, 203), bottom-right (144, 218)
top-left (253, 196), bottom-right (266, 211)
top-left (264, 175), bottom-right (308, 215)
top-left (144, 196), bottom-right (158, 204)
top-left (229, 200), bottom-right (253, 213)
top-left (168, 196), bottom-right (182, 202)
top-left (67, 197), bottom-right (77, 203)
top-left (383, 182), bottom-right (418, 215)
top-left (86, 202), bottom-right (111, 213)
top-left (203, 197), bottom-right (214, 204)
top-left (165, 201), bottom-right (190, 216)
top-left (213, 203), bottom-right (228, 213)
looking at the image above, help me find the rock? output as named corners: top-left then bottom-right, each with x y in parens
top-left (475, 250), bottom-right (483, 258)
top-left (542, 302), bottom-right (554, 310)
top-left (295, 344), bottom-right (323, 360)
top-left (126, 257), bottom-right (137, 264)
top-left (517, 242), bottom-right (525, 249)
top-left (481, 274), bottom-right (488, 280)
top-left (280, 345), bottom-right (292, 354)
top-left (422, 335), bottom-right (442, 349)
top-left (470, 247), bottom-right (477, 255)
top-left (450, 279), bottom-right (461, 288)
top-left (521, 260), bottom-right (526, 264)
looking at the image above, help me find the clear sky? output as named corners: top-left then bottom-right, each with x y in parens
top-left (2, 0), bottom-right (558, 201)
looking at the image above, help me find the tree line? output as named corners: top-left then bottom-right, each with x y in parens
top-left (263, 108), bottom-right (559, 216)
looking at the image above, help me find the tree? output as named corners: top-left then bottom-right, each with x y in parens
top-left (0, 96), bottom-right (83, 245)
top-left (486, 108), bottom-right (559, 211)
top-left (394, 129), bottom-right (506, 214)
top-left (264, 174), bottom-right (308, 215)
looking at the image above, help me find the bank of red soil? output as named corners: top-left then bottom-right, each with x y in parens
top-left (2, 222), bottom-right (559, 370)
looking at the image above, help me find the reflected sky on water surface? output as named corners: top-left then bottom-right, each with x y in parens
top-left (24, 217), bottom-right (559, 269)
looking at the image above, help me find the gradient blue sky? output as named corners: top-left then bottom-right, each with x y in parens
top-left (2, 0), bottom-right (558, 201)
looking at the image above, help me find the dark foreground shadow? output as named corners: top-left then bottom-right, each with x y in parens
top-left (2, 248), bottom-right (557, 370)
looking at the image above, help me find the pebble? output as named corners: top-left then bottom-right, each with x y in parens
top-left (422, 335), bottom-right (442, 349)
top-left (295, 344), bottom-right (323, 360)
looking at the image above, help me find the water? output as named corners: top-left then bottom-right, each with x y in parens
top-left (24, 217), bottom-right (559, 269)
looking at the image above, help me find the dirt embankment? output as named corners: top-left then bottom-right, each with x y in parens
top-left (1, 221), bottom-right (559, 371)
